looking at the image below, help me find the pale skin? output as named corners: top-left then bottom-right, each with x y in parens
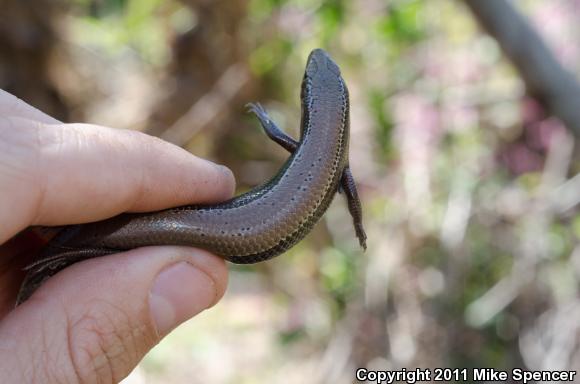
top-left (0, 89), bottom-right (235, 383)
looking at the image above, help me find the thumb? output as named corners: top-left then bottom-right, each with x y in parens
top-left (0, 246), bottom-right (227, 383)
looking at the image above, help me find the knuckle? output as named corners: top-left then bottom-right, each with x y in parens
top-left (64, 300), bottom-right (154, 383)
top-left (0, 117), bottom-right (42, 174)
top-left (35, 323), bottom-right (79, 384)
top-left (0, 117), bottom-right (46, 224)
top-left (20, 302), bottom-right (81, 384)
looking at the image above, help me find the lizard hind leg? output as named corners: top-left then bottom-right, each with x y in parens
top-left (340, 166), bottom-right (367, 250)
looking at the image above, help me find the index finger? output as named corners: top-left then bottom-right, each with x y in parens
top-left (0, 89), bottom-right (61, 124)
top-left (0, 117), bottom-right (235, 243)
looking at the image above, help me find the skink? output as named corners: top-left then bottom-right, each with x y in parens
top-left (17, 48), bottom-right (367, 304)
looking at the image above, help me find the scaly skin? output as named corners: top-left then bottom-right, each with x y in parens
top-left (17, 49), bottom-right (366, 304)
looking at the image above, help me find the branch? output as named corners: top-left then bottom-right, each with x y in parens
top-left (463, 0), bottom-right (580, 137)
top-left (160, 63), bottom-right (250, 146)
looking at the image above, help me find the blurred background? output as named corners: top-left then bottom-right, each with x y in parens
top-left (1, 0), bottom-right (579, 382)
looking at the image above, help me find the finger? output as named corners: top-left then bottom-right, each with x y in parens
top-left (0, 117), bottom-right (235, 242)
top-left (0, 89), bottom-right (61, 124)
top-left (0, 246), bottom-right (227, 383)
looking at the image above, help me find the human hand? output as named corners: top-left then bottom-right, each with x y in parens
top-left (0, 89), bottom-right (235, 383)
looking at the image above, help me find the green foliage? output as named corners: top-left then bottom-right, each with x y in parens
top-left (317, 0), bottom-right (346, 44)
top-left (377, 0), bottom-right (425, 45)
top-left (249, 39), bottom-right (294, 76)
top-left (70, 0), bottom-right (177, 65)
top-left (369, 89), bottom-right (395, 161)
top-left (321, 247), bottom-right (358, 312)
top-left (249, 0), bottom-right (288, 21)
top-left (573, 215), bottom-right (580, 238)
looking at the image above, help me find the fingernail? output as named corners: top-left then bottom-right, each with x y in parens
top-left (149, 262), bottom-right (216, 335)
